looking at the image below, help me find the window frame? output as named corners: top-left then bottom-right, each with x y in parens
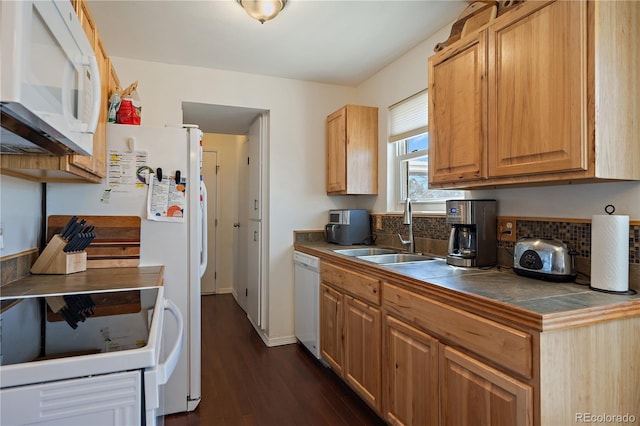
top-left (388, 90), bottom-right (464, 214)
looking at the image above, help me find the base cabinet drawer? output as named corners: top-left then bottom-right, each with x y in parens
top-left (321, 261), bottom-right (381, 305)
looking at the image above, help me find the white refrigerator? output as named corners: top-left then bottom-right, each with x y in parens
top-left (47, 123), bottom-right (207, 415)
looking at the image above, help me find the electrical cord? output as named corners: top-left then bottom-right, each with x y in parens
top-left (495, 230), bottom-right (515, 272)
top-left (498, 230), bottom-right (514, 258)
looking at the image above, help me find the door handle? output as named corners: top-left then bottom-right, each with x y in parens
top-left (254, 230), bottom-right (258, 242)
top-left (233, 223), bottom-right (240, 228)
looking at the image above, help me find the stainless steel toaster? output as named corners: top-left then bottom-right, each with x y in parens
top-left (513, 238), bottom-right (576, 282)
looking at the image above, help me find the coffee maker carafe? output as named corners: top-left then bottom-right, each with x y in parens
top-left (446, 200), bottom-right (497, 267)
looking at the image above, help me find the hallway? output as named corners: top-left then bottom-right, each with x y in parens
top-left (165, 294), bottom-right (386, 426)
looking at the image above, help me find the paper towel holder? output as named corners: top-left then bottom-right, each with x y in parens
top-left (589, 204), bottom-right (636, 295)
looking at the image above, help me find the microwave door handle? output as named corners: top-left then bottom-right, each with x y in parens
top-left (85, 53), bottom-right (101, 133)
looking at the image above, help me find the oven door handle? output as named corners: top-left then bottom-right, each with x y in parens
top-left (157, 298), bottom-right (184, 385)
top-left (144, 298), bottom-right (184, 415)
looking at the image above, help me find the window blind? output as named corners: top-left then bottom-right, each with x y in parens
top-left (388, 89), bottom-right (428, 143)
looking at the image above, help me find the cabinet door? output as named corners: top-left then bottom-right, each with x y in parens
top-left (320, 283), bottom-right (343, 375)
top-left (326, 107), bottom-right (347, 193)
top-left (246, 220), bottom-right (261, 328)
top-left (488, 0), bottom-right (587, 177)
top-left (384, 315), bottom-right (439, 426)
top-left (247, 116), bottom-right (262, 220)
top-left (343, 294), bottom-right (381, 412)
top-left (441, 345), bottom-right (532, 426)
top-left (429, 32), bottom-right (487, 184)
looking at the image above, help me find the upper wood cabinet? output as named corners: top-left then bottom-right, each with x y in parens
top-left (428, 0), bottom-right (640, 189)
top-left (326, 105), bottom-right (378, 195)
top-left (0, 0), bottom-right (117, 183)
top-left (429, 32), bottom-right (487, 184)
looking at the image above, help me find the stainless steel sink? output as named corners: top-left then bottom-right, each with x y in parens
top-left (332, 248), bottom-right (399, 257)
top-left (356, 253), bottom-right (435, 264)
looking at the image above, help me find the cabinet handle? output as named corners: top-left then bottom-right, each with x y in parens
top-left (254, 231), bottom-right (258, 242)
top-left (254, 199), bottom-right (258, 210)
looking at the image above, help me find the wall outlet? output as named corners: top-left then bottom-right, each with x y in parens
top-left (497, 217), bottom-right (517, 243)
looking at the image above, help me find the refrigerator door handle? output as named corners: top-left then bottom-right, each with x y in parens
top-left (200, 181), bottom-right (208, 278)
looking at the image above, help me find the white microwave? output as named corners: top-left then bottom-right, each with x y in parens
top-left (0, 0), bottom-right (101, 156)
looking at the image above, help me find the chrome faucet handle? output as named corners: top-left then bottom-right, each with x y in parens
top-left (397, 233), bottom-right (411, 248)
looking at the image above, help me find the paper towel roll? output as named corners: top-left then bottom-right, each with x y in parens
top-left (590, 214), bottom-right (629, 292)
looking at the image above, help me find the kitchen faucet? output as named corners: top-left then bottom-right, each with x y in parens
top-left (397, 198), bottom-right (414, 253)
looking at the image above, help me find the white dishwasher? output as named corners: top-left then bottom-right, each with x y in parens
top-left (293, 251), bottom-right (320, 359)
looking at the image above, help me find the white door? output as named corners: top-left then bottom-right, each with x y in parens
top-left (235, 140), bottom-right (249, 312)
top-left (201, 150), bottom-right (217, 294)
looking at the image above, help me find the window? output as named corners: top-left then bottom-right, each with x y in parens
top-left (388, 90), bottom-right (463, 213)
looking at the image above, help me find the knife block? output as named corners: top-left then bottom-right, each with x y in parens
top-left (31, 235), bottom-right (87, 275)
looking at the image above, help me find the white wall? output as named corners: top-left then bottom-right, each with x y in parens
top-left (110, 58), bottom-right (358, 340)
top-left (355, 25), bottom-right (640, 221)
top-left (355, 24), bottom-right (453, 214)
top-left (0, 175), bottom-right (41, 256)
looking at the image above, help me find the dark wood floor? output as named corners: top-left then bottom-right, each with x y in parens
top-left (165, 294), bottom-right (386, 426)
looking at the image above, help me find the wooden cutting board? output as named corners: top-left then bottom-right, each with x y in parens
top-left (47, 215), bottom-right (141, 268)
top-left (434, 1), bottom-right (499, 52)
top-left (461, 3), bottom-right (498, 38)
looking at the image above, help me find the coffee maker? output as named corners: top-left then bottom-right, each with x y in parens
top-left (446, 200), bottom-right (497, 267)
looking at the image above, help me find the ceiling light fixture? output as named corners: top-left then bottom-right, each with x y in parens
top-left (237, 0), bottom-right (287, 24)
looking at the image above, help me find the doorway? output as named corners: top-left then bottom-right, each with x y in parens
top-left (183, 100), bottom-right (267, 311)
top-left (201, 149), bottom-right (217, 294)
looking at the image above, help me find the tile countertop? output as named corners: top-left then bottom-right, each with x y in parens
top-left (294, 241), bottom-right (640, 332)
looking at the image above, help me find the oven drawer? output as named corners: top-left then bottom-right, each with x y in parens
top-left (0, 370), bottom-right (142, 425)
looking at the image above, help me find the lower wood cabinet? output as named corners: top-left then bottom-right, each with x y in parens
top-left (319, 264), bottom-right (382, 413)
top-left (320, 283), bottom-right (343, 376)
top-left (440, 345), bottom-right (532, 426)
top-left (313, 256), bottom-right (639, 426)
top-left (384, 315), bottom-right (439, 426)
top-left (343, 295), bottom-right (381, 411)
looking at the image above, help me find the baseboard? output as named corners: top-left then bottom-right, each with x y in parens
top-left (247, 315), bottom-right (297, 347)
top-left (215, 287), bottom-right (233, 294)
